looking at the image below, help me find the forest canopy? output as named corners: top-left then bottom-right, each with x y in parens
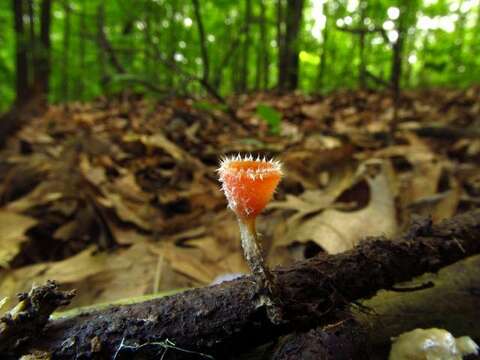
top-left (1, 0), bottom-right (479, 112)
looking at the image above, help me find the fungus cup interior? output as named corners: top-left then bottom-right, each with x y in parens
top-left (219, 157), bottom-right (282, 220)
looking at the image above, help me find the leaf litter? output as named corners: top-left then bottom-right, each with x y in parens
top-left (0, 87), bottom-right (479, 311)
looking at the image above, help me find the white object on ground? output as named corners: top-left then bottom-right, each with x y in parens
top-left (389, 328), bottom-right (479, 360)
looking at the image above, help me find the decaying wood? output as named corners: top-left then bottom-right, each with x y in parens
top-left (357, 252), bottom-right (480, 359)
top-left (271, 317), bottom-right (369, 360)
top-left (8, 209), bottom-right (480, 359)
top-left (0, 281), bottom-right (75, 356)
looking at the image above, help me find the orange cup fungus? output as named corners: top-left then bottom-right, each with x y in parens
top-left (218, 154), bottom-right (283, 220)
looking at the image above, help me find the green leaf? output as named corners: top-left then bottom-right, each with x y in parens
top-left (192, 101), bottom-right (228, 112)
top-left (256, 104), bottom-right (282, 134)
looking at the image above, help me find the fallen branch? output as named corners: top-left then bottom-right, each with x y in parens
top-left (13, 210), bottom-right (480, 358)
top-left (411, 124), bottom-right (480, 139)
top-left (0, 281), bottom-right (75, 356)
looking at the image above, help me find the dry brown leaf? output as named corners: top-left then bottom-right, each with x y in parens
top-left (163, 243), bottom-right (221, 284)
top-left (5, 181), bottom-right (63, 212)
top-left (96, 192), bottom-right (153, 231)
top-left (301, 102), bottom-right (330, 121)
top-left (112, 172), bottom-right (152, 203)
top-left (108, 223), bottom-right (153, 245)
top-left (276, 160), bottom-right (398, 254)
top-left (79, 155), bottom-right (108, 186)
top-left (0, 211), bottom-right (37, 267)
top-left (0, 242), bottom-right (193, 310)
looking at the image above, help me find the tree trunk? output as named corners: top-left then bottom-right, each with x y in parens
top-left (277, 0), bottom-right (285, 90)
top-left (166, 2), bottom-right (177, 88)
top-left (144, 0), bottom-right (152, 76)
top-left (240, 0), bottom-right (252, 92)
top-left (62, 0), bottom-right (71, 103)
top-left (12, 0), bottom-right (30, 105)
top-left (278, 0), bottom-right (304, 91)
top-left (192, 0), bottom-right (209, 85)
top-left (315, 1), bottom-right (329, 91)
top-left (26, 0), bottom-right (35, 90)
top-left (452, 5), bottom-right (467, 73)
top-left (33, 0), bottom-right (52, 103)
top-left (96, 4), bottom-right (125, 76)
top-left (96, 4), bottom-right (108, 90)
top-left (259, 0), bottom-right (269, 89)
top-left (231, 47), bottom-right (240, 93)
top-left (77, 0), bottom-right (86, 100)
top-left (390, 34), bottom-right (404, 99)
top-left (358, 1), bottom-right (367, 89)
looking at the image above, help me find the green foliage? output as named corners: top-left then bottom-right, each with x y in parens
top-left (1, 0), bottom-right (479, 111)
top-left (256, 104), bottom-right (281, 134)
top-left (192, 100), bottom-right (228, 112)
top-left (0, 3), bottom-right (14, 112)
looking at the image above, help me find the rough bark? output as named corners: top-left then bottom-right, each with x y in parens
top-left (11, 210), bottom-right (480, 359)
top-left (272, 317), bottom-right (369, 359)
top-left (0, 281), bottom-right (75, 356)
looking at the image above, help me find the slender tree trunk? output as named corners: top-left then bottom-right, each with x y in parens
top-left (144, 0), bottom-right (152, 76)
top-left (390, 1), bottom-right (413, 98)
top-left (96, 3), bottom-right (125, 75)
top-left (62, 0), bottom-right (71, 102)
top-left (259, 0), bottom-right (269, 89)
top-left (192, 0), bottom-right (209, 84)
top-left (240, 0), bottom-right (252, 92)
top-left (96, 4), bottom-right (108, 89)
top-left (403, 36), bottom-right (413, 88)
top-left (358, 1), bottom-right (367, 89)
top-left (12, 0), bottom-right (30, 105)
top-left (278, 0), bottom-right (304, 91)
top-left (389, 0), bottom-right (417, 139)
top-left (453, 4), bottom-right (466, 73)
top-left (166, 2), bottom-right (177, 87)
top-left (316, 1), bottom-right (329, 90)
top-left (26, 0), bottom-right (35, 89)
top-left (254, 0), bottom-right (262, 90)
top-left (77, 0), bottom-right (86, 100)
top-left (151, 2), bottom-right (162, 84)
top-left (34, 0), bottom-right (52, 102)
top-left (230, 48), bottom-right (238, 93)
top-left (277, 0), bottom-right (286, 90)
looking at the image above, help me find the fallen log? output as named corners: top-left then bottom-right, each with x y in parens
top-left (258, 249), bottom-right (480, 360)
top-left (10, 209), bottom-right (480, 359)
top-left (357, 253), bottom-right (480, 359)
top-left (271, 317), bottom-right (369, 360)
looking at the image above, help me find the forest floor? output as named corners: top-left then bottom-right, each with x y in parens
top-left (0, 86), bottom-right (479, 313)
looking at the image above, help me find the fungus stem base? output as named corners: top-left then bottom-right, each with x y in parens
top-left (237, 217), bottom-right (283, 323)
